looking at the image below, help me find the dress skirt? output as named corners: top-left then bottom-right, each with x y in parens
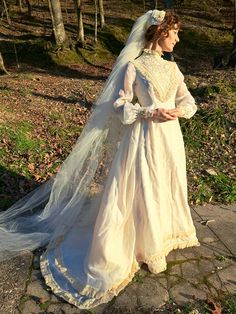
top-left (40, 117), bottom-right (199, 309)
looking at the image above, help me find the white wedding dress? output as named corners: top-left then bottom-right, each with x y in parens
top-left (40, 50), bottom-right (199, 309)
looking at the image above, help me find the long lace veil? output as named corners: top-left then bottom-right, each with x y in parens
top-left (0, 11), bottom-right (154, 262)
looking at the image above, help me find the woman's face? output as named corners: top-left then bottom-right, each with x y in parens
top-left (158, 25), bottom-right (180, 52)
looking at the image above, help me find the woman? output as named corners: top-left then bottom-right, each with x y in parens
top-left (0, 10), bottom-right (199, 309)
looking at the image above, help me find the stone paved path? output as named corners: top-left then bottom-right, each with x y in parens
top-left (0, 203), bottom-right (235, 314)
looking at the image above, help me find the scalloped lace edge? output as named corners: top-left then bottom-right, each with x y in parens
top-left (40, 234), bottom-right (199, 309)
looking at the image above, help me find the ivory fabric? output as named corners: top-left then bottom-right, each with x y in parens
top-left (40, 50), bottom-right (199, 309)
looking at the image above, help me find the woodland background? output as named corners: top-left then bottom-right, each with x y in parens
top-left (0, 0), bottom-right (235, 211)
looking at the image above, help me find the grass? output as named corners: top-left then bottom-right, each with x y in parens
top-left (180, 72), bottom-right (236, 204)
top-left (223, 295), bottom-right (236, 314)
top-left (0, 121), bottom-right (42, 155)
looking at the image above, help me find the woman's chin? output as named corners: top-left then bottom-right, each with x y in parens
top-left (164, 49), bottom-right (173, 53)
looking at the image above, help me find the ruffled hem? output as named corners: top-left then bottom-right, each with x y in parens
top-left (40, 233), bottom-right (199, 309)
top-left (143, 234), bottom-right (200, 274)
top-left (40, 256), bottom-right (140, 309)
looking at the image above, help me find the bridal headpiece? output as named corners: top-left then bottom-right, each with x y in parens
top-left (149, 10), bottom-right (166, 27)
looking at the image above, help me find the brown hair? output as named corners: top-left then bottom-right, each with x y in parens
top-left (145, 11), bottom-right (181, 44)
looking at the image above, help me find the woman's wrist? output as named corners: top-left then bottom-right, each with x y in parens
top-left (138, 108), bottom-right (154, 119)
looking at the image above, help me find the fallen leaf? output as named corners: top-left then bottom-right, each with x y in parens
top-left (206, 298), bottom-right (222, 314)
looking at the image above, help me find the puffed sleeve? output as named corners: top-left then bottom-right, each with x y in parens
top-left (175, 66), bottom-right (197, 119)
top-left (113, 62), bottom-right (142, 124)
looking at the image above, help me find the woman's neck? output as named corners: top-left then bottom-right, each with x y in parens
top-left (144, 42), bottom-right (163, 54)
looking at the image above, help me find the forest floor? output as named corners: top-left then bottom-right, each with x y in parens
top-left (0, 0), bottom-right (235, 209)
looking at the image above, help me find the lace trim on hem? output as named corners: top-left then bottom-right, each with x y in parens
top-left (40, 233), bottom-right (199, 309)
top-left (144, 235), bottom-right (200, 274)
top-left (143, 233), bottom-right (200, 264)
top-left (40, 256), bottom-right (140, 309)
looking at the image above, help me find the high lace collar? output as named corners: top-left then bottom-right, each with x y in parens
top-left (142, 48), bottom-right (163, 58)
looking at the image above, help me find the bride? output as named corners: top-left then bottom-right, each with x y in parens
top-left (0, 9), bottom-right (199, 309)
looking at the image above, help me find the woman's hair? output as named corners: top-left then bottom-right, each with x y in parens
top-left (145, 11), bottom-right (181, 44)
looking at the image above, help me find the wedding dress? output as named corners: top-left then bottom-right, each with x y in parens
top-left (40, 49), bottom-right (199, 309)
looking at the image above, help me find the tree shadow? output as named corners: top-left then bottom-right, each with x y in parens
top-left (173, 25), bottom-right (232, 73)
top-left (1, 39), bottom-right (109, 81)
top-left (75, 48), bottom-right (112, 72)
top-left (32, 92), bottom-right (93, 109)
top-left (182, 11), bottom-right (232, 31)
top-left (0, 11), bottom-right (137, 79)
top-left (0, 165), bottom-right (39, 212)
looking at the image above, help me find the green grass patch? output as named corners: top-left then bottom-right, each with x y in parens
top-left (0, 120), bottom-right (46, 178)
top-left (2, 121), bottom-right (40, 154)
top-left (50, 48), bottom-right (84, 66)
top-left (223, 294), bottom-right (236, 313)
top-left (181, 98), bottom-right (235, 205)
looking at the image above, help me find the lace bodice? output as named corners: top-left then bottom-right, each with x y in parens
top-left (113, 50), bottom-right (197, 124)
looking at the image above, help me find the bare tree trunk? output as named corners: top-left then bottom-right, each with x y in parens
top-left (2, 0), bottom-right (11, 24)
top-left (233, 0), bottom-right (236, 49)
top-left (0, 52), bottom-right (9, 75)
top-left (98, 0), bottom-right (105, 28)
top-left (48, 0), bottom-right (67, 47)
top-left (65, 0), bottom-right (69, 24)
top-left (25, 0), bottom-right (32, 16)
top-left (94, 0), bottom-right (98, 43)
top-left (74, 0), bottom-right (84, 44)
top-left (17, 0), bottom-right (23, 12)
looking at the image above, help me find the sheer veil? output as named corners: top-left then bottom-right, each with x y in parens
top-left (0, 10), bottom-right (157, 262)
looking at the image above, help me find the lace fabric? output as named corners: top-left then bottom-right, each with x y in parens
top-left (113, 52), bottom-right (197, 125)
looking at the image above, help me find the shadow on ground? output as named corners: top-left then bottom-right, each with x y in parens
top-left (0, 165), bottom-right (40, 212)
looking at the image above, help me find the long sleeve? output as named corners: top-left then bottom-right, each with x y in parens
top-left (113, 62), bottom-right (141, 125)
top-left (175, 66), bottom-right (197, 119)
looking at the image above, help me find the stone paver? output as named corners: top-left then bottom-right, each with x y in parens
top-left (21, 300), bottom-right (41, 314)
top-left (0, 252), bottom-right (32, 314)
top-left (170, 281), bottom-right (207, 304)
top-left (194, 204), bottom-right (236, 255)
top-left (0, 203), bottom-right (236, 313)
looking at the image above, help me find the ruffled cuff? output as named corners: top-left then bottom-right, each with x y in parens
top-left (123, 102), bottom-right (141, 124)
top-left (114, 102), bottom-right (154, 125)
top-left (114, 90), bottom-right (155, 124)
top-left (177, 103), bottom-right (197, 119)
top-left (113, 89), bottom-right (141, 125)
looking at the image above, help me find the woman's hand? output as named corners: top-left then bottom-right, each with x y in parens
top-left (152, 108), bottom-right (182, 122)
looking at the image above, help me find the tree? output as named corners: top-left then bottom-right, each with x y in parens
top-left (48, 0), bottom-right (67, 47)
top-left (94, 0), bottom-right (98, 43)
top-left (16, 0), bottom-right (32, 16)
top-left (98, 0), bottom-right (105, 28)
top-left (74, 0), bottom-right (84, 44)
top-left (228, 0), bottom-right (236, 66)
top-left (233, 0), bottom-right (236, 49)
top-left (1, 0), bottom-right (11, 24)
top-left (25, 0), bottom-right (32, 16)
top-left (214, 0), bottom-right (236, 68)
top-left (0, 52), bottom-right (9, 75)
top-left (145, 0), bottom-right (158, 9)
top-left (17, 0), bottom-right (23, 13)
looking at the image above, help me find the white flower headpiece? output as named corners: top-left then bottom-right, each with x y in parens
top-left (150, 10), bottom-right (166, 26)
